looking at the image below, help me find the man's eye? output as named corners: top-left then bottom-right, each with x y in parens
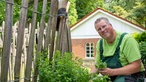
top-left (98, 28), bottom-right (101, 31)
top-left (102, 25), bottom-right (106, 28)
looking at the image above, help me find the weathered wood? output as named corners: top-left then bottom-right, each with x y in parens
top-left (0, 0), bottom-right (72, 81)
top-left (66, 2), bottom-right (72, 51)
top-left (24, 0), bottom-right (38, 82)
top-left (66, 2), bottom-right (72, 52)
top-left (33, 0), bottom-right (47, 81)
top-left (1, 0), bottom-right (14, 82)
top-left (14, 0), bottom-right (28, 81)
top-left (66, 19), bottom-right (72, 52)
top-left (56, 0), bottom-right (72, 54)
top-left (2, 21), bottom-right (5, 41)
top-left (44, 0), bottom-right (58, 61)
top-left (10, 23), bottom-right (17, 81)
top-left (58, 0), bottom-right (68, 9)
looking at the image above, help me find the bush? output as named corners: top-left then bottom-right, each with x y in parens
top-left (132, 31), bottom-right (146, 64)
top-left (38, 50), bottom-right (90, 82)
top-left (139, 42), bottom-right (146, 64)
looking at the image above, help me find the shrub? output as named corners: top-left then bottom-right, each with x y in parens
top-left (139, 42), bottom-right (146, 64)
top-left (38, 50), bottom-right (90, 82)
top-left (132, 31), bottom-right (146, 65)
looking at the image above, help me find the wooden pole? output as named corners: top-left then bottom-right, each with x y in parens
top-left (1, 0), bottom-right (13, 81)
top-left (24, 0), bottom-right (38, 82)
top-left (33, 0), bottom-right (47, 81)
top-left (56, 0), bottom-right (72, 54)
top-left (14, 0), bottom-right (28, 81)
top-left (44, 0), bottom-right (58, 61)
top-left (66, 1), bottom-right (72, 52)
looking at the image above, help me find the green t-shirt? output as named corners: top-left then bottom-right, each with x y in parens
top-left (96, 31), bottom-right (145, 71)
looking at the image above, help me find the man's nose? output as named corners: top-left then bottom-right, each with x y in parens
top-left (101, 27), bottom-right (105, 31)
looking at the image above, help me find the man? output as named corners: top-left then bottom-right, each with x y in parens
top-left (91, 17), bottom-right (145, 82)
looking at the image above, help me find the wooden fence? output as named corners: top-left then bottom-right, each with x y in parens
top-left (0, 0), bottom-right (71, 82)
top-left (0, 21), bottom-right (47, 82)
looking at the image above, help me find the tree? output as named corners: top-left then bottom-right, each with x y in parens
top-left (0, 0), bottom-right (6, 24)
top-left (76, 0), bottom-right (104, 20)
top-left (68, 0), bottom-right (78, 25)
top-left (104, 0), bottom-right (146, 27)
top-left (127, 0), bottom-right (146, 27)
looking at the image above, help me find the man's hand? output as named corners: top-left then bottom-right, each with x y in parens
top-left (98, 68), bottom-right (114, 76)
top-left (90, 65), bottom-right (98, 74)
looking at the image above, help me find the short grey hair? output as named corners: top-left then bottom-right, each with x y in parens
top-left (94, 17), bottom-right (110, 27)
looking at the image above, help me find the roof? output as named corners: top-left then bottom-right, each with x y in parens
top-left (70, 8), bottom-right (146, 30)
top-left (70, 8), bottom-right (146, 39)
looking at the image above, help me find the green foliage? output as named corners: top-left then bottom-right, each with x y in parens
top-left (139, 42), bottom-right (146, 64)
top-left (68, 0), bottom-right (78, 25)
top-left (105, 0), bottom-right (136, 11)
top-left (27, 0), bottom-right (51, 23)
top-left (89, 73), bottom-right (111, 82)
top-left (132, 31), bottom-right (146, 43)
top-left (95, 60), bottom-right (107, 70)
top-left (132, 31), bottom-right (146, 64)
top-left (131, 32), bottom-right (140, 42)
top-left (76, 0), bottom-right (104, 20)
top-left (38, 50), bottom-right (111, 82)
top-left (127, 1), bottom-right (146, 27)
top-left (0, 0), bottom-right (5, 24)
top-left (89, 60), bottom-right (111, 82)
top-left (38, 50), bottom-right (90, 82)
top-left (104, 0), bottom-right (146, 27)
top-left (112, 6), bottom-right (129, 18)
top-left (13, 3), bottom-right (20, 23)
top-left (0, 0), bottom-right (51, 24)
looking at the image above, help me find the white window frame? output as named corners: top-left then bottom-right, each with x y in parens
top-left (85, 43), bottom-right (94, 58)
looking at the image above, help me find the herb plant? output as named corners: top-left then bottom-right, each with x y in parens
top-left (89, 73), bottom-right (111, 82)
top-left (89, 60), bottom-right (111, 82)
top-left (38, 50), bottom-right (90, 82)
top-left (95, 60), bottom-right (107, 70)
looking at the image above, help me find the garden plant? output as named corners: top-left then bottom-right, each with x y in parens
top-left (37, 50), bottom-right (111, 82)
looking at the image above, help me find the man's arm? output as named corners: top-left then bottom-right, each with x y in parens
top-left (99, 59), bottom-right (141, 76)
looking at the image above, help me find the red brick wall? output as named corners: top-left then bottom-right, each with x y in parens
top-left (71, 38), bottom-right (99, 59)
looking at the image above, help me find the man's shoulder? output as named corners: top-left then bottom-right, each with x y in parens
top-left (116, 31), bottom-right (132, 39)
top-left (121, 33), bottom-right (137, 45)
top-left (123, 33), bottom-right (133, 40)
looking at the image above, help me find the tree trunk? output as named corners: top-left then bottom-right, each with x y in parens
top-left (1, 0), bottom-right (13, 81)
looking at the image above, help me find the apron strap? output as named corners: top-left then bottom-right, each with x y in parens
top-left (115, 33), bottom-right (127, 52)
top-left (99, 32), bottom-right (127, 58)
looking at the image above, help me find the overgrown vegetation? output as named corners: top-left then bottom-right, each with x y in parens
top-left (95, 60), bottom-right (107, 70)
top-left (38, 50), bottom-right (89, 82)
top-left (37, 50), bottom-right (111, 82)
top-left (132, 31), bottom-right (146, 64)
top-left (89, 73), bottom-right (111, 82)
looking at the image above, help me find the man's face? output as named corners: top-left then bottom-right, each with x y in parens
top-left (95, 20), bottom-right (113, 39)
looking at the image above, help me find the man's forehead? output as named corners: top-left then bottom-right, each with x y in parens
top-left (96, 20), bottom-right (106, 25)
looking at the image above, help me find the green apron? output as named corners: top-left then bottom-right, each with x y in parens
top-left (99, 33), bottom-right (127, 82)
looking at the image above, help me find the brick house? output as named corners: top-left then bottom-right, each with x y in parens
top-left (70, 8), bottom-right (146, 67)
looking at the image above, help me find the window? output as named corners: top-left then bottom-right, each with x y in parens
top-left (85, 43), bottom-right (94, 58)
